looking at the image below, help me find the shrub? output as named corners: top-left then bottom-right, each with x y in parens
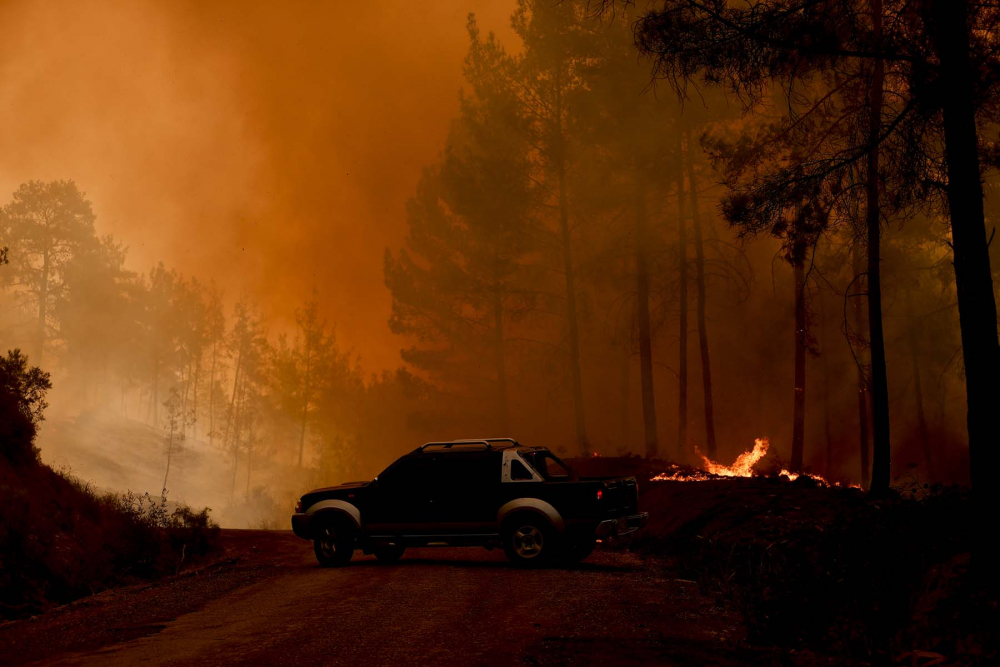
top-left (0, 461), bottom-right (221, 620)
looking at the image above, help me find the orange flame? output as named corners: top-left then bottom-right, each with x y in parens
top-left (650, 438), bottom-right (771, 482)
top-left (702, 437), bottom-right (769, 477)
top-left (650, 437), bottom-right (859, 488)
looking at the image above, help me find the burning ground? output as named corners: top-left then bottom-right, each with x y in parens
top-left (647, 438), bottom-right (858, 487)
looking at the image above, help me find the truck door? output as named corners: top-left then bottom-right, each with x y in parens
top-left (366, 456), bottom-right (437, 533)
top-left (426, 451), bottom-right (501, 533)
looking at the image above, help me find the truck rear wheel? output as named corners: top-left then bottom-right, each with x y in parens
top-left (313, 519), bottom-right (355, 567)
top-left (502, 516), bottom-right (555, 567)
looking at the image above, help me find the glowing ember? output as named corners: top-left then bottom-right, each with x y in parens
top-left (649, 465), bottom-right (713, 482)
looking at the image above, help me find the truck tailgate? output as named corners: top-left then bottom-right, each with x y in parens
top-left (588, 476), bottom-right (639, 517)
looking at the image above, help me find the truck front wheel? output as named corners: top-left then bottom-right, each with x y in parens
top-left (502, 516), bottom-right (555, 567)
top-left (313, 519), bottom-right (355, 567)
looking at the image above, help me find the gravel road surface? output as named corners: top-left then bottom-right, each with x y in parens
top-left (0, 530), bottom-right (850, 666)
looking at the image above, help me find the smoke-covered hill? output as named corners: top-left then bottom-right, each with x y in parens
top-left (37, 410), bottom-right (292, 528)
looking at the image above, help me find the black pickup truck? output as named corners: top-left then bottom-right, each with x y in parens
top-left (291, 439), bottom-right (648, 567)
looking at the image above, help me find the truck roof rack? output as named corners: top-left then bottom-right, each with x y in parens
top-left (461, 438), bottom-right (520, 446)
top-left (418, 438), bottom-right (521, 452)
top-left (419, 439), bottom-right (493, 451)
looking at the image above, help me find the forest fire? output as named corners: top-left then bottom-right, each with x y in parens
top-left (650, 437), bottom-right (847, 487)
top-left (650, 437), bottom-right (770, 481)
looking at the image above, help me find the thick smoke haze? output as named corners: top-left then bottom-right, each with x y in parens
top-left (0, 0), bottom-right (515, 371)
top-left (0, 0), bottom-right (983, 528)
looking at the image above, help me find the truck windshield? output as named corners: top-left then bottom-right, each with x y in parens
top-left (524, 452), bottom-right (575, 480)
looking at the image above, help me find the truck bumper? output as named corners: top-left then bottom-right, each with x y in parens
top-left (596, 512), bottom-right (648, 538)
top-left (291, 513), bottom-right (312, 540)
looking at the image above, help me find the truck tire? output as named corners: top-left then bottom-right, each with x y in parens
top-left (502, 515), bottom-right (555, 567)
top-left (373, 543), bottom-right (406, 563)
top-left (313, 518), bottom-right (356, 567)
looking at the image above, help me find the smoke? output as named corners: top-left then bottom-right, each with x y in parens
top-left (0, 0), bottom-right (515, 371)
top-left (0, 0), bottom-right (975, 518)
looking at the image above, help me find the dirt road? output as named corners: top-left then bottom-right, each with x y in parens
top-left (0, 531), bottom-right (847, 666)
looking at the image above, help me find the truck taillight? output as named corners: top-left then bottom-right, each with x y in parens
top-left (596, 489), bottom-right (603, 501)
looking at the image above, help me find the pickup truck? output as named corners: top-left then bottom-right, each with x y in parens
top-left (291, 439), bottom-right (648, 567)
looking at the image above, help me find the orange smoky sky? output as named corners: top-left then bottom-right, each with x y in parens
top-left (0, 0), bottom-right (516, 371)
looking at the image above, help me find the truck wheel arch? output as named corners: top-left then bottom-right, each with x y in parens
top-left (308, 499), bottom-right (362, 532)
top-left (498, 498), bottom-right (565, 533)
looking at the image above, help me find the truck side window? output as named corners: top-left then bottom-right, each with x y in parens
top-left (510, 459), bottom-right (535, 481)
top-left (539, 454), bottom-right (570, 479)
top-left (524, 452), bottom-right (573, 480)
top-left (380, 457), bottom-right (433, 489)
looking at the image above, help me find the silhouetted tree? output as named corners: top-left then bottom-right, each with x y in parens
top-left (386, 29), bottom-right (538, 434)
top-left (508, 0), bottom-right (596, 452)
top-left (685, 124), bottom-right (717, 459)
top-left (570, 7), bottom-right (676, 457)
top-left (203, 285), bottom-right (226, 445)
top-left (161, 386), bottom-right (193, 493)
top-left (142, 264), bottom-right (182, 426)
top-left (58, 235), bottom-right (138, 406)
top-left (1, 180), bottom-right (97, 364)
top-left (174, 278), bottom-right (209, 440)
top-left (223, 298), bottom-right (267, 497)
top-left (0, 349), bottom-right (51, 465)
top-left (293, 290), bottom-right (334, 467)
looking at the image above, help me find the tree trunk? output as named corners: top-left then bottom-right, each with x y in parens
top-left (820, 298), bottom-right (835, 477)
top-left (930, 0), bottom-right (1000, 517)
top-left (493, 286), bottom-right (510, 434)
top-left (163, 428), bottom-right (174, 493)
top-left (149, 357), bottom-right (160, 425)
top-left (224, 341), bottom-right (245, 448)
top-left (298, 342), bottom-right (312, 468)
top-left (852, 243), bottom-right (872, 489)
top-left (686, 126), bottom-right (717, 460)
top-left (867, 0), bottom-right (892, 496)
top-left (36, 247), bottom-right (49, 364)
top-left (246, 417), bottom-right (254, 495)
top-left (181, 357), bottom-right (191, 439)
top-left (230, 379), bottom-right (248, 501)
top-left (635, 169), bottom-right (659, 458)
top-left (676, 132), bottom-right (689, 462)
top-left (191, 353), bottom-right (201, 441)
top-left (905, 290), bottom-right (933, 475)
top-left (208, 342), bottom-right (218, 446)
top-left (792, 261), bottom-right (806, 472)
top-left (554, 71), bottom-right (589, 454)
